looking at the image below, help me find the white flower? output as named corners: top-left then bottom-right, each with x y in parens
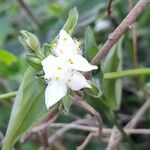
top-left (42, 30), bottom-right (98, 109)
top-left (54, 30), bottom-right (98, 72)
top-left (42, 55), bottom-right (91, 108)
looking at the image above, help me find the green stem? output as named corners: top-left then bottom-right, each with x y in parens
top-left (104, 68), bottom-right (150, 79)
top-left (0, 68), bottom-right (149, 101)
top-left (0, 91), bottom-right (17, 101)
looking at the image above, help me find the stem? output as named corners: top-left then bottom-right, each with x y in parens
top-left (84, 0), bottom-right (150, 79)
top-left (104, 68), bottom-right (150, 79)
top-left (0, 68), bottom-right (149, 101)
top-left (91, 0), bottom-right (150, 66)
top-left (128, 0), bottom-right (138, 68)
top-left (0, 91), bottom-right (17, 101)
top-left (17, 0), bottom-right (40, 28)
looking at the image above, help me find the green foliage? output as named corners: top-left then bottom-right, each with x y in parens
top-left (26, 55), bottom-right (42, 69)
top-left (2, 7), bottom-right (79, 149)
top-left (2, 67), bottom-right (48, 150)
top-left (84, 27), bottom-right (99, 61)
top-left (102, 38), bottom-right (123, 110)
top-left (63, 7), bottom-right (78, 35)
top-left (0, 49), bottom-right (19, 77)
top-left (0, 49), bottom-right (17, 65)
top-left (62, 94), bottom-right (73, 112)
top-left (0, 0), bottom-right (150, 149)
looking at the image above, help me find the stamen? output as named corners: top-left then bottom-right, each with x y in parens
top-left (63, 37), bottom-right (68, 41)
top-left (67, 79), bottom-right (71, 83)
top-left (57, 67), bottom-right (62, 71)
top-left (55, 77), bottom-right (60, 80)
top-left (68, 58), bottom-right (73, 64)
top-left (60, 49), bottom-right (63, 54)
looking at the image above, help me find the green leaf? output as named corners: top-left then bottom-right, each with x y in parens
top-left (63, 7), bottom-right (78, 35)
top-left (2, 67), bottom-right (58, 150)
top-left (84, 68), bottom-right (104, 97)
top-left (49, 8), bottom-right (79, 51)
top-left (84, 27), bottom-right (99, 61)
top-left (102, 38), bottom-right (123, 110)
top-left (84, 83), bottom-right (99, 97)
top-left (62, 94), bottom-right (73, 112)
top-left (43, 43), bottom-right (52, 57)
top-left (0, 49), bottom-right (19, 77)
top-left (0, 49), bottom-right (17, 66)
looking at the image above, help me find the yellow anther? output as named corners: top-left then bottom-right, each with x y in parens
top-left (52, 43), bottom-right (57, 48)
top-left (55, 77), bottom-right (60, 80)
top-left (67, 79), bottom-right (71, 83)
top-left (75, 41), bottom-right (80, 46)
top-left (63, 37), bottom-right (68, 41)
top-left (68, 58), bottom-right (73, 64)
top-left (57, 67), bottom-right (62, 71)
top-left (76, 47), bottom-right (80, 52)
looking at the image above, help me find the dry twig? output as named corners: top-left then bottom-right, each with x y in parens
top-left (17, 0), bottom-right (40, 28)
top-left (48, 119), bottom-right (90, 145)
top-left (84, 0), bottom-right (150, 78)
top-left (74, 98), bottom-right (103, 137)
top-left (106, 97), bottom-right (150, 150)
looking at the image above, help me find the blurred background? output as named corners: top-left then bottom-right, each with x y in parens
top-left (0, 0), bottom-right (150, 149)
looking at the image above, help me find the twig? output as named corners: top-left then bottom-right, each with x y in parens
top-left (17, 0), bottom-right (40, 28)
top-left (107, 0), bottom-right (113, 17)
top-left (53, 141), bottom-right (66, 150)
top-left (126, 97), bottom-right (150, 128)
top-left (74, 98), bottom-right (103, 137)
top-left (48, 119), bottom-right (90, 145)
top-left (49, 123), bottom-right (150, 135)
top-left (77, 132), bottom-right (98, 150)
top-left (21, 108), bottom-right (59, 143)
top-left (87, 0), bottom-right (150, 78)
top-left (106, 97), bottom-right (150, 150)
top-left (128, 0), bottom-right (138, 68)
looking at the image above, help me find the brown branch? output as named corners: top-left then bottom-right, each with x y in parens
top-left (90, 0), bottom-right (150, 68)
top-left (107, 0), bottom-right (113, 17)
top-left (128, 0), bottom-right (138, 68)
top-left (73, 98), bottom-right (103, 137)
top-left (48, 119), bottom-right (90, 145)
top-left (21, 108), bottom-right (59, 143)
top-left (106, 97), bottom-right (150, 150)
top-left (49, 123), bottom-right (150, 135)
top-left (17, 0), bottom-right (40, 28)
top-left (77, 132), bottom-right (98, 150)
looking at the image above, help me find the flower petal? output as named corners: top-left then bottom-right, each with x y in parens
top-left (70, 54), bottom-right (98, 72)
top-left (42, 55), bottom-right (69, 80)
top-left (55, 30), bottom-right (77, 56)
top-left (66, 71), bottom-right (91, 91)
top-left (45, 80), bottom-right (67, 109)
top-left (41, 55), bottom-right (56, 79)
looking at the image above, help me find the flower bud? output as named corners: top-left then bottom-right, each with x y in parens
top-left (19, 30), bottom-right (40, 53)
top-left (26, 55), bottom-right (42, 69)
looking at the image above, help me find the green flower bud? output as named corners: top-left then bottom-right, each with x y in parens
top-left (19, 30), bottom-right (40, 53)
top-left (43, 43), bottom-right (52, 57)
top-left (26, 55), bottom-right (42, 69)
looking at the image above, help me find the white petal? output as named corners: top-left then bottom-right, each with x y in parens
top-left (41, 55), bottom-right (57, 79)
top-left (45, 80), bottom-right (67, 109)
top-left (70, 54), bottom-right (98, 72)
top-left (66, 71), bottom-right (91, 91)
top-left (55, 30), bottom-right (77, 56)
top-left (42, 55), bottom-right (69, 80)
